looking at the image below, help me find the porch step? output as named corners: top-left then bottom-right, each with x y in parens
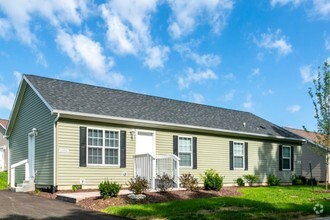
top-left (11, 178), bottom-right (35, 192)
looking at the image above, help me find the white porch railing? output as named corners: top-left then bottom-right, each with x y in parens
top-left (10, 159), bottom-right (29, 188)
top-left (133, 153), bottom-right (155, 189)
top-left (156, 154), bottom-right (180, 188)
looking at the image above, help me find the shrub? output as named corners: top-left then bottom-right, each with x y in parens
top-left (236, 177), bottom-right (245, 187)
top-left (98, 180), bottom-right (121, 199)
top-left (243, 174), bottom-right (259, 186)
top-left (200, 169), bottom-right (224, 191)
top-left (307, 178), bottom-right (317, 186)
top-left (267, 174), bottom-right (281, 186)
top-left (291, 175), bottom-right (307, 185)
top-left (179, 173), bottom-right (199, 191)
top-left (156, 174), bottom-right (174, 192)
top-left (72, 184), bottom-right (82, 192)
top-left (128, 176), bottom-right (149, 194)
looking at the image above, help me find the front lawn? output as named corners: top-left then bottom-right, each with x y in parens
top-left (0, 172), bottom-right (8, 189)
top-left (104, 186), bottom-right (330, 219)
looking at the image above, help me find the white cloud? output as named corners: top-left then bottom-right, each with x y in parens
top-left (243, 94), bottom-right (253, 110)
top-left (254, 29), bottom-right (292, 56)
top-left (251, 68), bottom-right (260, 77)
top-left (56, 29), bottom-right (125, 87)
top-left (263, 89), bottom-right (274, 96)
top-left (190, 93), bottom-right (205, 104)
top-left (14, 71), bottom-right (22, 85)
top-left (300, 65), bottom-right (317, 83)
top-left (178, 68), bottom-right (218, 89)
top-left (0, 84), bottom-right (15, 111)
top-left (310, 0), bottom-right (330, 19)
top-left (0, 19), bottom-right (11, 39)
top-left (36, 52), bottom-right (48, 68)
top-left (168, 0), bottom-right (234, 39)
top-left (144, 45), bottom-right (170, 69)
top-left (174, 43), bottom-right (221, 67)
top-left (270, 0), bottom-right (303, 7)
top-left (0, 0), bottom-right (89, 46)
top-left (325, 36), bottom-right (330, 50)
top-left (224, 90), bottom-right (235, 101)
top-left (223, 73), bottom-right (235, 80)
top-left (288, 104), bottom-right (301, 112)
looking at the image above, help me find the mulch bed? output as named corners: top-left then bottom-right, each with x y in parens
top-left (30, 187), bottom-right (241, 211)
top-left (77, 187), bottom-right (241, 211)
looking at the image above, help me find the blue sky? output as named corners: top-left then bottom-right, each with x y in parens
top-left (0, 0), bottom-right (329, 131)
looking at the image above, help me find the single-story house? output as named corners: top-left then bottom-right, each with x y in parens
top-left (285, 127), bottom-right (328, 182)
top-left (6, 75), bottom-right (304, 192)
top-left (0, 119), bottom-right (9, 172)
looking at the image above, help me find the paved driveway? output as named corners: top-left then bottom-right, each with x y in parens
top-left (0, 190), bottom-right (128, 220)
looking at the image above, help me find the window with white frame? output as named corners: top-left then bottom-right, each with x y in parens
top-left (233, 142), bottom-right (244, 169)
top-left (87, 128), bottom-right (119, 165)
top-left (282, 146), bottom-right (291, 170)
top-left (178, 137), bottom-right (192, 167)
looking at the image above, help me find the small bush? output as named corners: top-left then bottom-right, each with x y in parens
top-left (156, 174), bottom-right (174, 192)
top-left (200, 169), bottom-right (224, 191)
top-left (243, 174), bottom-right (259, 186)
top-left (98, 180), bottom-right (121, 199)
top-left (72, 184), bottom-right (82, 192)
top-left (236, 177), bottom-right (245, 187)
top-left (267, 174), bottom-right (281, 186)
top-left (179, 173), bottom-right (199, 191)
top-left (128, 176), bottom-right (149, 194)
top-left (291, 175), bottom-right (307, 185)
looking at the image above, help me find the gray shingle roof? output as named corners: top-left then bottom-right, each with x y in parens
top-left (25, 74), bottom-right (301, 139)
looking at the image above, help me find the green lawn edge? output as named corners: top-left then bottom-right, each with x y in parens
top-left (103, 186), bottom-right (330, 219)
top-left (0, 172), bottom-right (8, 190)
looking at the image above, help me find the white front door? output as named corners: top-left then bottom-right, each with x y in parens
top-left (0, 148), bottom-right (3, 172)
top-left (136, 130), bottom-right (155, 156)
top-left (28, 133), bottom-right (35, 178)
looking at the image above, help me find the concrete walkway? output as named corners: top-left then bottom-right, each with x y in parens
top-left (57, 189), bottom-right (133, 203)
top-left (0, 190), bottom-right (128, 219)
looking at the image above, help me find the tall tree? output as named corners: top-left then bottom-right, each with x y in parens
top-left (306, 61), bottom-right (330, 190)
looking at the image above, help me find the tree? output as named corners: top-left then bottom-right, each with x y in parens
top-left (306, 61), bottom-right (330, 190)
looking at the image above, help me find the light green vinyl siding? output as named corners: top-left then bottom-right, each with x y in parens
top-left (10, 85), bottom-right (54, 185)
top-left (56, 119), bottom-right (135, 186)
top-left (57, 119), bottom-right (301, 187)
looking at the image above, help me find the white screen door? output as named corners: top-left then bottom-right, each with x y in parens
top-left (28, 134), bottom-right (35, 178)
top-left (136, 131), bottom-right (155, 156)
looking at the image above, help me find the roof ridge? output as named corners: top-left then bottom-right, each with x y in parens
top-left (24, 74), bottom-right (250, 115)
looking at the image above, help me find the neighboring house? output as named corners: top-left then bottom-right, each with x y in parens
top-left (285, 127), bottom-right (328, 182)
top-left (0, 119), bottom-right (9, 172)
top-left (6, 75), bottom-right (304, 192)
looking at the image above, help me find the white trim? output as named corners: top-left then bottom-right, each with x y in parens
top-left (53, 110), bottom-right (304, 143)
top-left (86, 127), bottom-right (120, 166)
top-left (233, 141), bottom-right (245, 170)
top-left (135, 129), bottom-right (156, 157)
top-left (28, 132), bottom-right (36, 178)
top-left (0, 148), bottom-right (4, 172)
top-left (24, 75), bottom-right (53, 112)
top-left (282, 145), bottom-right (291, 171)
top-left (178, 136), bottom-right (193, 168)
top-left (0, 122), bottom-right (6, 130)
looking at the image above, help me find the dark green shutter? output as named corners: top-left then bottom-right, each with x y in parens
top-left (173, 135), bottom-right (178, 156)
top-left (229, 141), bottom-right (233, 170)
top-left (245, 142), bottom-right (248, 170)
top-left (279, 145), bottom-right (283, 171)
top-left (291, 146), bottom-right (294, 171)
top-left (192, 137), bottom-right (197, 169)
top-left (79, 127), bottom-right (87, 167)
top-left (120, 130), bottom-right (126, 168)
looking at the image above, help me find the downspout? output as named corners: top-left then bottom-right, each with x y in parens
top-left (53, 113), bottom-right (60, 192)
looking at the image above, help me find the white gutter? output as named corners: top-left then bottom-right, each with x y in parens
top-left (53, 109), bottom-right (304, 143)
top-left (53, 113), bottom-right (60, 189)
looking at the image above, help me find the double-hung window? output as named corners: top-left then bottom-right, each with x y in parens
top-left (282, 145), bottom-right (291, 170)
top-left (87, 128), bottom-right (119, 165)
top-left (178, 137), bottom-right (192, 167)
top-left (233, 142), bottom-right (244, 169)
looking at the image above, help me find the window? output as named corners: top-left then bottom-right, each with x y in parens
top-left (282, 146), bottom-right (291, 170)
top-left (178, 137), bottom-right (192, 167)
top-left (233, 142), bottom-right (244, 169)
top-left (87, 128), bottom-right (119, 165)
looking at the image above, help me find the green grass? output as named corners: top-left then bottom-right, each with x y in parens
top-left (104, 186), bottom-right (330, 219)
top-left (0, 172), bottom-right (8, 190)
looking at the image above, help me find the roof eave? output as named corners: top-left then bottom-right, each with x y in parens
top-left (54, 110), bottom-right (304, 143)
